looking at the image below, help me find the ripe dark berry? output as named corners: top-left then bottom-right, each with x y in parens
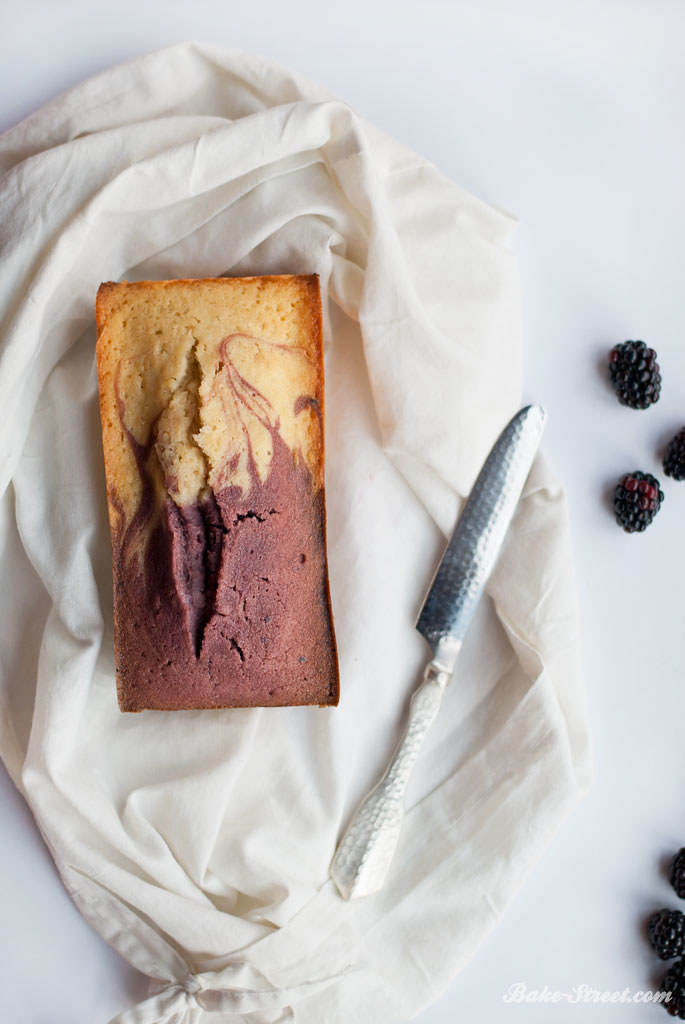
top-left (664, 430), bottom-right (685, 481)
top-left (613, 471), bottom-right (664, 532)
top-left (671, 850), bottom-right (685, 900)
top-left (662, 957), bottom-right (685, 1017)
top-left (649, 909), bottom-right (685, 960)
top-left (608, 340), bottom-right (661, 409)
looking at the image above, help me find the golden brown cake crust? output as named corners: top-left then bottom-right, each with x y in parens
top-left (96, 275), bottom-right (339, 711)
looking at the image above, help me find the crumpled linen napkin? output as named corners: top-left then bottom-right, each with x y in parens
top-left (0, 41), bottom-right (591, 1024)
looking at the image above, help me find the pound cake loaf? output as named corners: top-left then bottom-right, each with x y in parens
top-left (95, 275), bottom-right (339, 711)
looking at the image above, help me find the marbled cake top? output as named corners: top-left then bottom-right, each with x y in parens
top-left (96, 276), bottom-right (338, 711)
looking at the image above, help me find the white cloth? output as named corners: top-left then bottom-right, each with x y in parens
top-left (0, 42), bottom-right (591, 1024)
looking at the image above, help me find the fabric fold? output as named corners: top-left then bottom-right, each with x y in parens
top-left (107, 962), bottom-right (353, 1024)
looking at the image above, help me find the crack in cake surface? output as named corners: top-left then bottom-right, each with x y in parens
top-left (154, 340), bottom-right (208, 506)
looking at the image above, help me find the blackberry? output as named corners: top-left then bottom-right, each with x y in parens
top-left (613, 471), bottom-right (664, 532)
top-left (608, 340), bottom-right (661, 409)
top-left (664, 430), bottom-right (685, 481)
top-left (662, 958), bottom-right (685, 1018)
top-left (671, 850), bottom-right (685, 900)
top-left (649, 909), bottom-right (685, 960)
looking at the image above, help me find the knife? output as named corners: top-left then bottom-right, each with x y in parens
top-left (329, 404), bottom-right (547, 900)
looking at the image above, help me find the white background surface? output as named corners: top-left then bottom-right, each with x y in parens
top-left (2, 1), bottom-right (685, 1021)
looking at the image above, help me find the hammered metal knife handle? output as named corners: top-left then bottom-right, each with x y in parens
top-left (330, 661), bottom-right (451, 900)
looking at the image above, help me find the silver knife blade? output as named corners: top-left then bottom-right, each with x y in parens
top-left (330, 404), bottom-right (546, 900)
top-left (416, 403), bottom-right (546, 672)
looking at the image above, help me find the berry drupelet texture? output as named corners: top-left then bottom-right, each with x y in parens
top-left (672, 850), bottom-right (685, 900)
top-left (664, 430), bottom-right (685, 481)
top-left (613, 471), bottom-right (664, 532)
top-left (608, 340), bottom-right (661, 409)
top-left (662, 958), bottom-right (685, 1018)
top-left (649, 909), bottom-right (685, 961)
